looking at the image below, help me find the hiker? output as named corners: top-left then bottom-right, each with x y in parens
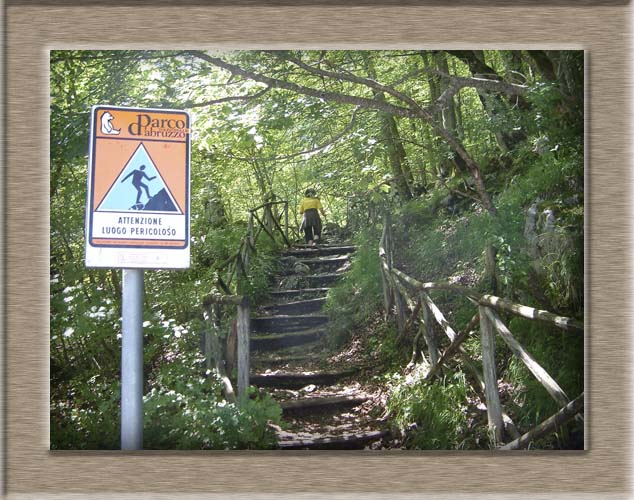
top-left (121, 165), bottom-right (156, 205)
top-left (299, 188), bottom-right (326, 246)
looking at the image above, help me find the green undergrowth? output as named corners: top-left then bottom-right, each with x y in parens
top-left (51, 309), bottom-right (283, 450)
top-left (501, 318), bottom-right (584, 448)
top-left (387, 369), bottom-right (486, 450)
top-left (144, 350), bottom-right (281, 450)
top-left (323, 227), bottom-right (383, 349)
top-left (350, 132), bottom-right (583, 449)
top-left (50, 221), bottom-right (284, 450)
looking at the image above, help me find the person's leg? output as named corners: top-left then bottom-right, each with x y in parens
top-left (141, 182), bottom-right (150, 200)
top-left (314, 216), bottom-right (322, 241)
top-left (304, 225), bottom-right (313, 244)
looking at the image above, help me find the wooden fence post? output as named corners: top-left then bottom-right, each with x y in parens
top-left (248, 210), bottom-right (255, 248)
top-left (482, 306), bottom-right (571, 410)
top-left (421, 297), bottom-right (440, 367)
top-left (237, 297), bottom-right (251, 400)
top-left (202, 304), bottom-right (237, 404)
top-left (204, 303), bottom-right (223, 372)
top-left (479, 305), bottom-right (504, 446)
top-left (284, 201), bottom-right (289, 244)
top-left (379, 215), bottom-right (394, 315)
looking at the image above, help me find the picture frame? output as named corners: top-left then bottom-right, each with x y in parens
top-left (4, 1), bottom-right (631, 497)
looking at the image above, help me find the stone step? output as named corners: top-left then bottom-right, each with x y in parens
top-left (277, 430), bottom-right (389, 450)
top-left (251, 354), bottom-right (317, 368)
top-left (285, 245), bottom-right (356, 258)
top-left (302, 255), bottom-right (350, 265)
top-left (250, 341), bottom-right (327, 369)
top-left (280, 255), bottom-right (350, 273)
top-left (250, 368), bottom-right (358, 389)
top-left (292, 242), bottom-right (353, 249)
top-left (273, 273), bottom-right (343, 289)
top-left (306, 273), bottom-right (343, 287)
top-left (280, 394), bottom-right (370, 414)
top-left (251, 314), bottom-right (329, 333)
top-left (251, 329), bottom-right (325, 352)
top-left (260, 297), bottom-right (326, 316)
top-left (269, 287), bottom-right (330, 300)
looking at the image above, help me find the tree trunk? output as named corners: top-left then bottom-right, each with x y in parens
top-left (380, 113), bottom-right (413, 199)
top-left (423, 52), bottom-right (453, 180)
top-left (446, 50), bottom-right (528, 152)
top-left (526, 50), bottom-right (557, 81)
top-left (365, 54), bottom-right (413, 199)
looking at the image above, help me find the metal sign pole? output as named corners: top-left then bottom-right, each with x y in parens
top-left (86, 106), bottom-right (190, 450)
top-left (121, 268), bottom-right (144, 450)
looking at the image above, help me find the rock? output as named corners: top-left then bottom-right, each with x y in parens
top-left (532, 135), bottom-right (550, 155)
top-left (524, 202), bottom-right (540, 260)
top-left (293, 262), bottom-right (311, 275)
top-left (280, 274), bottom-right (308, 290)
top-left (524, 199), bottom-right (576, 280)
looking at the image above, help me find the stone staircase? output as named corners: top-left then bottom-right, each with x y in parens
top-left (250, 242), bottom-right (390, 449)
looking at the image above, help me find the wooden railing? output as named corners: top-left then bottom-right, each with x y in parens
top-left (215, 198), bottom-right (291, 294)
top-left (201, 294), bottom-right (251, 403)
top-left (200, 197), bottom-right (291, 404)
top-left (379, 214), bottom-right (584, 449)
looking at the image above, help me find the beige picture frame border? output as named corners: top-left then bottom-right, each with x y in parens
top-left (4, 1), bottom-right (632, 498)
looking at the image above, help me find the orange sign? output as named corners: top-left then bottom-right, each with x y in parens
top-left (85, 105), bottom-right (190, 269)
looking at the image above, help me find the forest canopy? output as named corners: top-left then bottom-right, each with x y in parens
top-left (50, 50), bottom-right (583, 450)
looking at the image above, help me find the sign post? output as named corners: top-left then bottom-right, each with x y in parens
top-left (85, 105), bottom-right (191, 449)
top-left (121, 268), bottom-right (144, 450)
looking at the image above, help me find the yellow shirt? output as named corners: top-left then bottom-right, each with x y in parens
top-left (299, 197), bottom-right (323, 214)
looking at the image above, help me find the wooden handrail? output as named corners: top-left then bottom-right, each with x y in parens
top-left (389, 267), bottom-right (583, 333)
top-left (378, 213), bottom-right (583, 448)
top-left (215, 198), bottom-right (290, 294)
top-left (201, 294), bottom-right (251, 402)
top-left (202, 196), bottom-right (290, 405)
top-left (499, 393), bottom-right (584, 450)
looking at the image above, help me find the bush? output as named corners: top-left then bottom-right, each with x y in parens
top-left (50, 377), bottom-right (121, 450)
top-left (51, 316), bottom-right (283, 450)
top-left (324, 227), bottom-right (383, 347)
top-left (387, 369), bottom-right (481, 449)
top-left (144, 356), bottom-right (282, 449)
top-left (141, 330), bottom-right (282, 450)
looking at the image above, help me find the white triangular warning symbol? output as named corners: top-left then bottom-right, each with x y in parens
top-left (96, 144), bottom-right (182, 213)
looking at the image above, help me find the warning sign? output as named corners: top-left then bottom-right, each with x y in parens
top-left (85, 105), bottom-right (190, 269)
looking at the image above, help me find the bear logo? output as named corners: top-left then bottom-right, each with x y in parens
top-left (100, 111), bottom-right (120, 135)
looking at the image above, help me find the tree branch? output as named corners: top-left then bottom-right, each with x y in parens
top-left (275, 51), bottom-right (431, 119)
top-left (219, 108), bottom-right (361, 163)
top-left (187, 50), bottom-right (418, 120)
top-left (188, 50), bottom-right (496, 213)
top-left (184, 86), bottom-right (271, 108)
